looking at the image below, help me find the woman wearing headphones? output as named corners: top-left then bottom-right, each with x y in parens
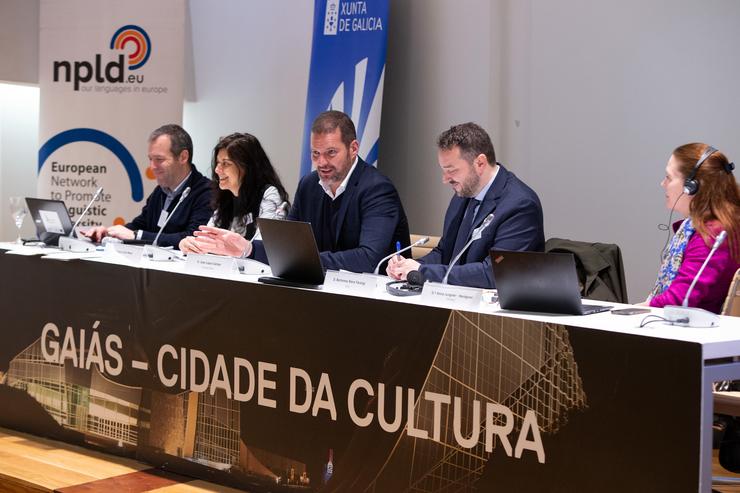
top-left (646, 143), bottom-right (740, 313)
top-left (179, 133), bottom-right (289, 253)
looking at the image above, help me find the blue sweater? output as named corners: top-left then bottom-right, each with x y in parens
top-left (126, 165), bottom-right (213, 248)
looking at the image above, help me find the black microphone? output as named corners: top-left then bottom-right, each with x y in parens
top-left (373, 236), bottom-right (430, 275)
top-left (153, 187), bottom-right (191, 247)
top-left (442, 213), bottom-right (494, 284)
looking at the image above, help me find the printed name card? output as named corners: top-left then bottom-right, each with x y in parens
top-left (185, 253), bottom-right (239, 277)
top-left (323, 270), bottom-right (378, 297)
top-left (105, 243), bottom-right (144, 263)
top-left (420, 282), bottom-right (483, 310)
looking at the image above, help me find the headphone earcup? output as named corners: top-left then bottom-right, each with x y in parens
top-left (684, 179), bottom-right (698, 196)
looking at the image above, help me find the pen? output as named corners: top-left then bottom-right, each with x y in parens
top-left (394, 241), bottom-right (402, 261)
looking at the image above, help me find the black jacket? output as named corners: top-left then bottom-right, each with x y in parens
top-left (545, 238), bottom-right (628, 303)
top-left (126, 165), bottom-right (213, 248)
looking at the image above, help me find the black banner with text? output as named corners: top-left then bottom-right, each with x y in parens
top-left (0, 253), bottom-right (702, 492)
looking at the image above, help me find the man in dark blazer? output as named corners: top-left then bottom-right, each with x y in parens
top-left (387, 122), bottom-right (544, 288)
top-left (84, 124), bottom-right (212, 247)
top-left (196, 111), bottom-right (410, 273)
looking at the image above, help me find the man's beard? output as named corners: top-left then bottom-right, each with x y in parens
top-left (455, 173), bottom-right (480, 197)
top-left (319, 159), bottom-right (352, 189)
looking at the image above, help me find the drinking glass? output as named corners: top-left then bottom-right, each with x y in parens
top-left (9, 197), bottom-right (27, 244)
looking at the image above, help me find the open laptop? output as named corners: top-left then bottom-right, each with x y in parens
top-left (25, 198), bottom-right (74, 245)
top-left (25, 197), bottom-right (148, 246)
top-left (256, 218), bottom-right (325, 289)
top-left (490, 250), bottom-right (612, 315)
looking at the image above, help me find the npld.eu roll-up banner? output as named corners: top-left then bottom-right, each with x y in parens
top-left (37, 0), bottom-right (185, 228)
top-left (300, 0), bottom-right (389, 176)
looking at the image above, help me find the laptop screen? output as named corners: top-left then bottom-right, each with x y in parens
top-left (25, 198), bottom-right (74, 245)
top-left (257, 218), bottom-right (325, 286)
top-left (490, 250), bottom-right (585, 315)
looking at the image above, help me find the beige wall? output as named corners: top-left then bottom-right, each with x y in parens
top-left (0, 0), bottom-right (38, 84)
top-left (380, 0), bottom-right (740, 301)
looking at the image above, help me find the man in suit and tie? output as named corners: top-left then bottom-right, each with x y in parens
top-left (195, 110), bottom-right (410, 273)
top-left (387, 122), bottom-right (544, 288)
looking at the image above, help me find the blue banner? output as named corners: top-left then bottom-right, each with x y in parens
top-left (300, 0), bottom-right (390, 176)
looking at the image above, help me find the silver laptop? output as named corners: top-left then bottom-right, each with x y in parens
top-left (25, 198), bottom-right (74, 245)
top-left (490, 250), bottom-right (612, 315)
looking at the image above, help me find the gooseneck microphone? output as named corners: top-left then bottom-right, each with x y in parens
top-left (663, 229), bottom-right (727, 327)
top-left (682, 230), bottom-right (728, 307)
top-left (153, 187), bottom-right (191, 247)
top-left (58, 187), bottom-right (103, 252)
top-left (441, 213), bottom-right (494, 284)
top-left (373, 236), bottom-right (430, 275)
top-left (70, 186), bottom-right (104, 238)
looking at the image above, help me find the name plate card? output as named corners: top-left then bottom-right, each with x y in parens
top-left (420, 281), bottom-right (483, 310)
top-left (105, 243), bottom-right (144, 263)
top-left (323, 270), bottom-right (378, 297)
top-left (185, 253), bottom-right (239, 277)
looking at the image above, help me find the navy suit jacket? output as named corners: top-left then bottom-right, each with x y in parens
top-left (253, 159), bottom-right (410, 273)
top-left (126, 165), bottom-right (213, 248)
top-left (418, 165), bottom-right (544, 288)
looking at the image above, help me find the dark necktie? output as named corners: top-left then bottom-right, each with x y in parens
top-left (451, 198), bottom-right (480, 260)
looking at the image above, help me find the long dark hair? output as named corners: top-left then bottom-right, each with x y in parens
top-left (211, 133), bottom-right (289, 237)
top-left (673, 143), bottom-right (740, 261)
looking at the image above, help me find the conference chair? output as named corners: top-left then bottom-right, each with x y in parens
top-left (721, 268), bottom-right (740, 317)
top-left (711, 269), bottom-right (740, 489)
top-left (544, 238), bottom-right (628, 303)
top-left (410, 234), bottom-right (440, 259)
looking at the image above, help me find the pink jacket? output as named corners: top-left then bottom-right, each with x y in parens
top-left (650, 221), bottom-right (739, 314)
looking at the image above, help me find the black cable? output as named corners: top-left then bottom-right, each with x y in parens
top-left (657, 191), bottom-right (684, 263)
top-left (639, 314), bottom-right (670, 328)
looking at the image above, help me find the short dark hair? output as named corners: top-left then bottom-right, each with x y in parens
top-left (437, 122), bottom-right (496, 165)
top-left (149, 124), bottom-right (193, 164)
top-left (310, 110), bottom-right (357, 148)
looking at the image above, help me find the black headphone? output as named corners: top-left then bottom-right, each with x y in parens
top-left (683, 146), bottom-right (717, 196)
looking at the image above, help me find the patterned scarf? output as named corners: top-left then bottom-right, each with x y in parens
top-left (649, 217), bottom-right (695, 300)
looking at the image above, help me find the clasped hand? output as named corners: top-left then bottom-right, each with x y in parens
top-left (386, 255), bottom-right (420, 280)
top-left (179, 226), bottom-right (251, 257)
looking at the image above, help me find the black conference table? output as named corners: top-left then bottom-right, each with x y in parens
top-left (0, 245), bottom-right (738, 492)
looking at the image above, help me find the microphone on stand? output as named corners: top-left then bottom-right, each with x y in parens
top-left (373, 236), bottom-right (429, 275)
top-left (441, 213), bottom-right (495, 284)
top-left (153, 187), bottom-right (191, 247)
top-left (664, 230), bottom-right (727, 327)
top-left (58, 187), bottom-right (104, 253)
top-left (145, 187), bottom-right (191, 261)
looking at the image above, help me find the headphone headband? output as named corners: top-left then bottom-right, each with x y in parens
top-left (683, 145), bottom-right (718, 196)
